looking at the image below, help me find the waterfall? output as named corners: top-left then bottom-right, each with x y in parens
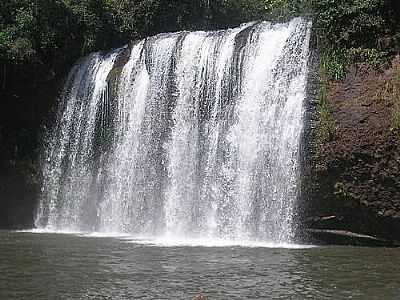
top-left (36, 18), bottom-right (312, 244)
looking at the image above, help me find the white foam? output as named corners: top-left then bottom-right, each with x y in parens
top-left (19, 228), bottom-right (82, 235)
top-left (17, 229), bottom-right (314, 249)
top-left (123, 237), bottom-right (314, 249)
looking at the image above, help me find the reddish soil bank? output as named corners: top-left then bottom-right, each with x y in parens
top-left (307, 59), bottom-right (400, 243)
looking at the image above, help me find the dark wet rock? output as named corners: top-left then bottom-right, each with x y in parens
top-left (306, 215), bottom-right (344, 229)
top-left (306, 229), bottom-right (399, 247)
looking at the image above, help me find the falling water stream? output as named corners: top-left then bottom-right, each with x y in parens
top-left (36, 18), bottom-right (312, 244)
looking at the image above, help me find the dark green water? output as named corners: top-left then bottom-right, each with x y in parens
top-left (0, 231), bottom-right (399, 299)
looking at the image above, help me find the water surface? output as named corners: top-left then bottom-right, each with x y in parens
top-left (0, 231), bottom-right (399, 299)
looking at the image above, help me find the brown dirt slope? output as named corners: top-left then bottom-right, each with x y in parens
top-left (308, 58), bottom-right (400, 242)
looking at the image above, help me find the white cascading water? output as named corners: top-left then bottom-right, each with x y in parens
top-left (36, 18), bottom-right (312, 244)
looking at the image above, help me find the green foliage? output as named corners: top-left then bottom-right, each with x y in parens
top-left (264, 0), bottom-right (312, 19)
top-left (0, 0), bottom-right (398, 88)
top-left (317, 48), bottom-right (388, 81)
top-left (320, 50), bottom-right (347, 81)
top-left (313, 0), bottom-right (398, 79)
top-left (347, 48), bottom-right (388, 68)
top-left (314, 0), bottom-right (388, 49)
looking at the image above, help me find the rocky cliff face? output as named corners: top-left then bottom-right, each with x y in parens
top-left (306, 58), bottom-right (400, 243)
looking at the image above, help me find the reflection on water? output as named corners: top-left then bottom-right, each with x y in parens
top-left (0, 231), bottom-right (399, 299)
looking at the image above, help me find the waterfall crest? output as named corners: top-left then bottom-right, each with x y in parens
top-left (36, 18), bottom-right (312, 243)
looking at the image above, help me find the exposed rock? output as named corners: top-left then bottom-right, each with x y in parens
top-left (305, 58), bottom-right (400, 244)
